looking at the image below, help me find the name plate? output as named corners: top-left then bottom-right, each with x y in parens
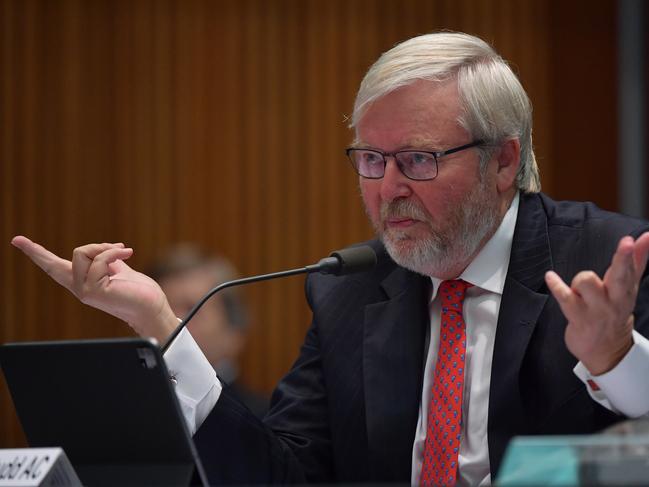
top-left (0, 448), bottom-right (81, 487)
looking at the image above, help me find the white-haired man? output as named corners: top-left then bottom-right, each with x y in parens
top-left (12, 32), bottom-right (649, 486)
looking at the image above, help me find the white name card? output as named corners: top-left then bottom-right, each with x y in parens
top-left (0, 448), bottom-right (81, 487)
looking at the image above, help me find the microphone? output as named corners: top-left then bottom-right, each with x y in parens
top-left (160, 245), bottom-right (377, 353)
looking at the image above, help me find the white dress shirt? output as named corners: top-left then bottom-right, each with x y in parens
top-left (410, 192), bottom-right (519, 486)
top-left (165, 192), bottom-right (649, 483)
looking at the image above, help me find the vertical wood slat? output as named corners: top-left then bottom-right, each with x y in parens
top-left (0, 0), bottom-right (18, 446)
top-left (1, 0), bottom-right (618, 447)
top-left (547, 0), bottom-right (618, 209)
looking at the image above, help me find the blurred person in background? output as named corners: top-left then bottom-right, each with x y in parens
top-left (148, 244), bottom-right (268, 419)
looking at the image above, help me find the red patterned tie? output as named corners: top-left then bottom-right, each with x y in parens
top-left (420, 279), bottom-right (471, 486)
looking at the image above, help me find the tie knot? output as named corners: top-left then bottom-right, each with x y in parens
top-left (438, 279), bottom-right (471, 306)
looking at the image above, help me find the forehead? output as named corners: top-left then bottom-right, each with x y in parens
top-left (160, 267), bottom-right (214, 293)
top-left (355, 79), bottom-right (467, 149)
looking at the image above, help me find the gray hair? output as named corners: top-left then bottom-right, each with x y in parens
top-left (351, 32), bottom-right (541, 193)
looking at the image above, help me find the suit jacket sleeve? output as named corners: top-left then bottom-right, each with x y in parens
top-left (191, 273), bottom-right (335, 485)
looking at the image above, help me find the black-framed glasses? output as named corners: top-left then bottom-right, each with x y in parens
top-left (345, 140), bottom-right (484, 181)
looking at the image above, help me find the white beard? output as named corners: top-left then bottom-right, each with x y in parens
top-left (374, 178), bottom-right (500, 277)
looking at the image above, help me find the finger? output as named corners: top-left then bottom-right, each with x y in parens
top-left (86, 248), bottom-right (134, 287)
top-left (545, 270), bottom-right (583, 317)
top-left (570, 270), bottom-right (605, 304)
top-left (604, 236), bottom-right (636, 302)
top-left (107, 257), bottom-right (132, 276)
top-left (633, 231), bottom-right (649, 277)
top-left (71, 243), bottom-right (126, 293)
top-left (11, 235), bottom-right (74, 289)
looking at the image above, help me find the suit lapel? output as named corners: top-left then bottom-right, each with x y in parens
top-left (361, 194), bottom-right (555, 478)
top-left (488, 193), bottom-right (553, 474)
top-left (363, 265), bottom-right (429, 482)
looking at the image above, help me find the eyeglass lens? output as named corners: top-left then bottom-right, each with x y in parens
top-left (348, 149), bottom-right (438, 181)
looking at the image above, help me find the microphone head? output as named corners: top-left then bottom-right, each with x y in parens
top-left (328, 245), bottom-right (377, 276)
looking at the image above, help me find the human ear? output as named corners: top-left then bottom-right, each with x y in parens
top-left (495, 138), bottom-right (521, 193)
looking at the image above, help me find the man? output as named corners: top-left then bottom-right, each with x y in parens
top-left (11, 32), bottom-right (649, 485)
top-left (148, 244), bottom-right (268, 419)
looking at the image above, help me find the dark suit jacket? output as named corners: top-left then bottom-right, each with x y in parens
top-left (193, 192), bottom-right (649, 485)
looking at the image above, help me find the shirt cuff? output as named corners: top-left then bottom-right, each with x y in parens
top-left (574, 330), bottom-right (649, 418)
top-left (163, 326), bottom-right (222, 434)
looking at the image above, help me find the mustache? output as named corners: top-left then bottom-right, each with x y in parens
top-left (380, 199), bottom-right (430, 222)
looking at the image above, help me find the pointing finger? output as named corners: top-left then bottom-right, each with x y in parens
top-left (545, 270), bottom-right (571, 300)
top-left (545, 270), bottom-right (583, 317)
top-left (11, 235), bottom-right (74, 290)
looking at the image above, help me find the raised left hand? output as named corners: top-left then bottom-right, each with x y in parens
top-left (545, 232), bottom-right (649, 375)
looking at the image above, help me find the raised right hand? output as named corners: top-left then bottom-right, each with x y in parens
top-left (11, 236), bottom-right (178, 344)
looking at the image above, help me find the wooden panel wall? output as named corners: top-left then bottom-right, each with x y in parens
top-left (1, 0), bottom-right (618, 446)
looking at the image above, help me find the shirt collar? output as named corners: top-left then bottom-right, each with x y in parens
top-left (430, 191), bottom-right (519, 297)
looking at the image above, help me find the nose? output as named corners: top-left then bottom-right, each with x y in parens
top-left (379, 157), bottom-right (412, 202)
